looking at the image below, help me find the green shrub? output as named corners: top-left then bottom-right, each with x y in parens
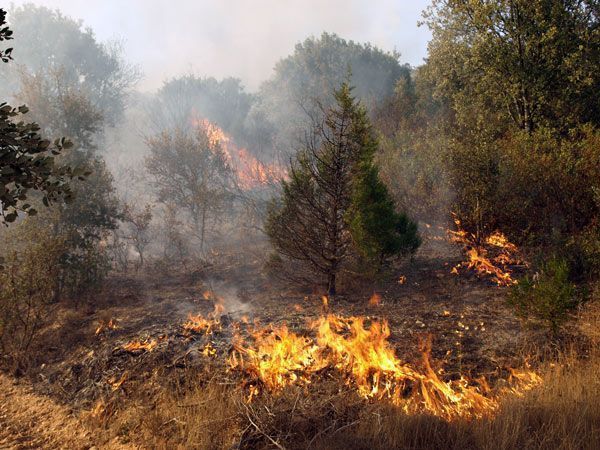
top-left (508, 257), bottom-right (579, 335)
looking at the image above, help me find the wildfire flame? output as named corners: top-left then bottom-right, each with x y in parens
top-left (183, 313), bottom-right (221, 335)
top-left (184, 293), bottom-right (225, 335)
top-left (369, 293), bottom-right (382, 306)
top-left (448, 217), bottom-right (523, 286)
top-left (228, 315), bottom-right (541, 420)
top-left (193, 117), bottom-right (287, 190)
top-left (201, 343), bottom-right (217, 358)
top-left (95, 318), bottom-right (118, 336)
top-left (122, 337), bottom-right (158, 353)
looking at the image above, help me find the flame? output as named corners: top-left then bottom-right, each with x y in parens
top-left (108, 371), bottom-right (129, 391)
top-left (448, 217), bottom-right (522, 286)
top-left (95, 318), bottom-right (118, 336)
top-left (398, 276), bottom-right (407, 285)
top-left (183, 295), bottom-right (225, 334)
top-left (192, 117), bottom-right (287, 190)
top-left (201, 343), bottom-right (217, 358)
top-left (183, 313), bottom-right (221, 335)
top-left (369, 293), bottom-right (382, 306)
top-left (229, 324), bottom-right (321, 391)
top-left (228, 314), bottom-right (541, 420)
top-left (321, 295), bottom-right (329, 313)
top-left (122, 337), bottom-right (157, 352)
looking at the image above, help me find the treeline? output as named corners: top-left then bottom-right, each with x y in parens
top-left (1, 1), bottom-right (599, 367)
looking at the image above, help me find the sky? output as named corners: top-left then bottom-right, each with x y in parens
top-left (7, 0), bottom-right (432, 92)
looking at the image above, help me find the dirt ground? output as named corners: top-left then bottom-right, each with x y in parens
top-left (0, 236), bottom-right (535, 448)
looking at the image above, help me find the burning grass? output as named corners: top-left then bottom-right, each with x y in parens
top-left (228, 314), bottom-right (540, 421)
top-left (95, 348), bottom-right (600, 450)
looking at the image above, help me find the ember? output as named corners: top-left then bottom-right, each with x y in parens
top-left (95, 318), bottom-right (118, 336)
top-left (369, 292), bottom-right (382, 306)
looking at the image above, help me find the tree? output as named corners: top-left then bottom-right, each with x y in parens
top-left (1, 4), bottom-right (139, 123)
top-left (0, 8), bottom-right (76, 225)
top-left (13, 55), bottom-right (122, 298)
top-left (122, 202), bottom-right (153, 268)
top-left (149, 75), bottom-right (252, 139)
top-left (266, 83), bottom-right (420, 296)
top-left (422, 0), bottom-right (600, 133)
top-left (145, 127), bottom-right (235, 250)
top-left (247, 32), bottom-right (411, 159)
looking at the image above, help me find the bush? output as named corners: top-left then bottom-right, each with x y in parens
top-left (449, 126), bottom-right (600, 243)
top-left (0, 226), bottom-right (67, 371)
top-left (508, 257), bottom-right (579, 335)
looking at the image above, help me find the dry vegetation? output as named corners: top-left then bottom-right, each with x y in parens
top-left (1, 240), bottom-right (599, 449)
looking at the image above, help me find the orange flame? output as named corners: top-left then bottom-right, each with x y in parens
top-left (228, 315), bottom-right (541, 420)
top-left (369, 293), bottom-right (382, 306)
top-left (192, 117), bottom-right (287, 190)
top-left (95, 318), bottom-right (118, 336)
top-left (448, 217), bottom-right (522, 286)
top-left (122, 337), bottom-right (158, 352)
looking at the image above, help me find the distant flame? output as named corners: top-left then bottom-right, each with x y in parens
top-left (448, 216), bottom-right (523, 286)
top-left (369, 293), bottom-right (382, 306)
top-left (192, 116), bottom-right (287, 190)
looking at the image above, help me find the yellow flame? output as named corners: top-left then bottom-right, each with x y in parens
top-left (228, 315), bottom-right (541, 420)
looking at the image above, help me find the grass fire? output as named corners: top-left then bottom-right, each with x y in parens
top-left (1, 2), bottom-right (599, 449)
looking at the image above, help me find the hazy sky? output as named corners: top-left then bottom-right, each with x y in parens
top-left (8, 0), bottom-right (432, 92)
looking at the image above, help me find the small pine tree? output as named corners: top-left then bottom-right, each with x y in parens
top-left (508, 257), bottom-right (579, 335)
top-left (348, 162), bottom-right (421, 264)
top-left (266, 82), bottom-right (420, 296)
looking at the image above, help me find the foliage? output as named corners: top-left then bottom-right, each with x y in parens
top-left (15, 67), bottom-right (121, 295)
top-left (0, 8), bottom-right (13, 62)
top-left (348, 144), bottom-right (421, 263)
top-left (0, 224), bottom-right (66, 371)
top-left (266, 83), bottom-right (419, 295)
top-left (423, 0), bottom-right (600, 133)
top-left (446, 126), bottom-right (600, 240)
top-left (249, 32), bottom-right (410, 159)
top-left (1, 4), bottom-right (139, 122)
top-left (150, 75), bottom-right (252, 139)
top-left (373, 0), bottom-right (600, 246)
top-left (145, 127), bottom-right (235, 250)
top-left (0, 8), bottom-right (77, 225)
top-left (508, 257), bottom-right (579, 334)
top-left (0, 103), bottom-right (76, 223)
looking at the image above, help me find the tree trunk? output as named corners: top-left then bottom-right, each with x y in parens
top-left (200, 205), bottom-right (207, 251)
top-left (327, 272), bottom-right (336, 297)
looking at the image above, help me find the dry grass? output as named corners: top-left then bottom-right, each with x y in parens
top-left (91, 342), bottom-right (600, 450)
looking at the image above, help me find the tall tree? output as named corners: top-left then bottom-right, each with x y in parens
top-left (247, 32), bottom-right (410, 160)
top-left (266, 83), bottom-right (420, 296)
top-left (1, 4), bottom-right (139, 123)
top-left (423, 0), bottom-right (600, 133)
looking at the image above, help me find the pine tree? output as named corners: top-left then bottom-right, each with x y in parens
top-left (266, 82), bottom-right (420, 296)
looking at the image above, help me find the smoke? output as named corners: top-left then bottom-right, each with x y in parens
top-left (6, 0), bottom-right (431, 92)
